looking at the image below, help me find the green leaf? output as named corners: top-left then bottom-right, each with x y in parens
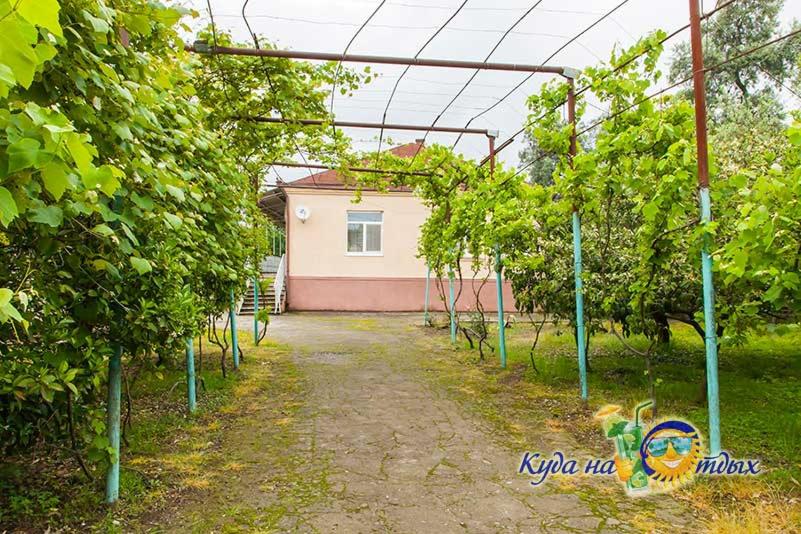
top-left (7, 138), bottom-right (42, 173)
top-left (0, 64), bottom-right (15, 98)
top-left (165, 184), bottom-right (185, 201)
top-left (0, 19), bottom-right (38, 88)
top-left (131, 192), bottom-right (154, 211)
top-left (82, 165), bottom-right (121, 196)
top-left (41, 162), bottom-right (69, 200)
top-left (112, 123), bottom-right (132, 141)
top-left (0, 288), bottom-right (12, 307)
top-left (83, 11), bottom-right (110, 34)
top-left (28, 205), bottom-right (63, 227)
top-left (164, 212), bottom-right (182, 228)
top-left (66, 133), bottom-right (93, 174)
top-left (0, 186), bottom-right (19, 227)
top-left (130, 256), bottom-right (152, 275)
top-left (93, 224), bottom-right (114, 237)
top-left (17, 0), bottom-right (62, 37)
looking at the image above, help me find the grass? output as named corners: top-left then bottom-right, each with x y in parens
top-left (416, 315), bottom-right (801, 532)
top-left (0, 332), bottom-right (306, 532)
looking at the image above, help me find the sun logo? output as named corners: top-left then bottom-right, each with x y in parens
top-left (640, 420), bottom-right (703, 486)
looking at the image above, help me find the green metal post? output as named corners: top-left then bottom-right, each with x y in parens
top-left (105, 345), bottom-right (123, 503)
top-left (700, 189), bottom-right (721, 454)
top-left (424, 265), bottom-right (431, 326)
top-left (495, 246), bottom-right (507, 369)
top-left (572, 211), bottom-right (588, 401)
top-left (186, 338), bottom-right (196, 413)
top-left (253, 276), bottom-right (260, 345)
top-left (565, 77), bottom-right (588, 401)
top-left (229, 289), bottom-right (240, 369)
top-left (448, 269), bottom-right (456, 344)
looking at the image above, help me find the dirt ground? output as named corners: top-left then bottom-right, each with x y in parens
top-left (154, 313), bottom-right (698, 533)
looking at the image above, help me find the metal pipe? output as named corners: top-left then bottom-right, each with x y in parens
top-left (241, 116), bottom-right (491, 135)
top-left (186, 338), bottom-right (196, 413)
top-left (105, 344), bottom-right (123, 503)
top-left (424, 265), bottom-right (431, 326)
top-left (567, 78), bottom-right (588, 401)
top-left (188, 43), bottom-right (571, 75)
top-left (229, 289), bottom-right (240, 369)
top-left (271, 161), bottom-right (432, 177)
top-left (253, 276), bottom-right (260, 346)
top-left (489, 135), bottom-right (508, 369)
top-left (495, 246), bottom-right (507, 369)
top-left (689, 0), bottom-right (721, 456)
top-left (449, 269), bottom-right (457, 344)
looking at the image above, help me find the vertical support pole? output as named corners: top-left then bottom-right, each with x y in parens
top-left (105, 344), bottom-right (123, 504)
top-left (449, 269), bottom-right (456, 344)
top-left (424, 264), bottom-right (431, 326)
top-left (253, 276), bottom-right (260, 345)
top-left (229, 288), bottom-right (240, 369)
top-left (495, 246), bottom-right (507, 369)
top-left (567, 77), bottom-right (588, 401)
top-left (689, 0), bottom-right (721, 455)
top-left (186, 338), bottom-right (196, 413)
top-left (488, 134), bottom-right (507, 369)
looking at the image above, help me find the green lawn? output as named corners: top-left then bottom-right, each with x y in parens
top-left (491, 321), bottom-right (801, 488)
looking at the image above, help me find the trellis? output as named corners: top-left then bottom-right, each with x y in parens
top-left (97, 0), bottom-right (796, 504)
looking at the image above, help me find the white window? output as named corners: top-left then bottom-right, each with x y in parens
top-left (347, 211), bottom-right (383, 255)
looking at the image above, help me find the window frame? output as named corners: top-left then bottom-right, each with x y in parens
top-left (345, 210), bottom-right (384, 256)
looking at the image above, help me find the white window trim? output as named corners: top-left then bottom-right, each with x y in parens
top-left (345, 211), bottom-right (384, 256)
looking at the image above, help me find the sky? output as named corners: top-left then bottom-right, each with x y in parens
top-left (184, 0), bottom-right (801, 183)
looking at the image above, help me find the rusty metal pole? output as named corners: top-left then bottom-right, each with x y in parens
top-left (689, 0), bottom-right (721, 456)
top-left (567, 77), bottom-right (588, 401)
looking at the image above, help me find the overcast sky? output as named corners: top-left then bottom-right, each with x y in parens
top-left (185, 0), bottom-right (801, 183)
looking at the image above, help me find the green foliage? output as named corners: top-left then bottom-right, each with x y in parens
top-left (0, 0), bottom-right (299, 466)
top-left (191, 27), bottom-right (370, 190)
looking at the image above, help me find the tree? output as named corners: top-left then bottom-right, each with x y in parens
top-left (669, 0), bottom-right (800, 116)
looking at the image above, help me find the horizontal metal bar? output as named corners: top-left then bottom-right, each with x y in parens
top-left (271, 161), bottom-right (432, 177)
top-left (187, 43), bottom-right (571, 75)
top-left (240, 116), bottom-right (491, 135)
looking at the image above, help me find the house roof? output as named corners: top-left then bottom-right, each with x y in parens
top-left (280, 141), bottom-right (423, 191)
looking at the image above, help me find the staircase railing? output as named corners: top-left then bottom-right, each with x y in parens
top-left (273, 254), bottom-right (286, 314)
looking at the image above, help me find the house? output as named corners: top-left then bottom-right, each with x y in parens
top-left (259, 141), bottom-right (516, 313)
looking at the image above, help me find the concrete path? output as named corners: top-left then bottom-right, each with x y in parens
top-left (261, 313), bottom-right (695, 533)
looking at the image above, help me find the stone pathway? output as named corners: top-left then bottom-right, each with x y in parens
top-left (154, 313), bottom-right (698, 533)
top-left (264, 313), bottom-right (696, 533)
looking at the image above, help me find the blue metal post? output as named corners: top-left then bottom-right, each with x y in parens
top-left (495, 246), bottom-right (508, 369)
top-left (186, 338), bottom-right (196, 413)
top-left (424, 265), bottom-right (431, 326)
top-left (105, 345), bottom-right (122, 503)
top-left (565, 77), bottom-right (588, 401)
top-left (700, 189), bottom-right (721, 454)
top-left (448, 269), bottom-right (456, 344)
top-left (572, 211), bottom-right (588, 401)
top-left (229, 289), bottom-right (240, 369)
top-left (253, 276), bottom-right (260, 345)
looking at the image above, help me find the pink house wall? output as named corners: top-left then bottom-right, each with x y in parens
top-left (287, 276), bottom-right (516, 312)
